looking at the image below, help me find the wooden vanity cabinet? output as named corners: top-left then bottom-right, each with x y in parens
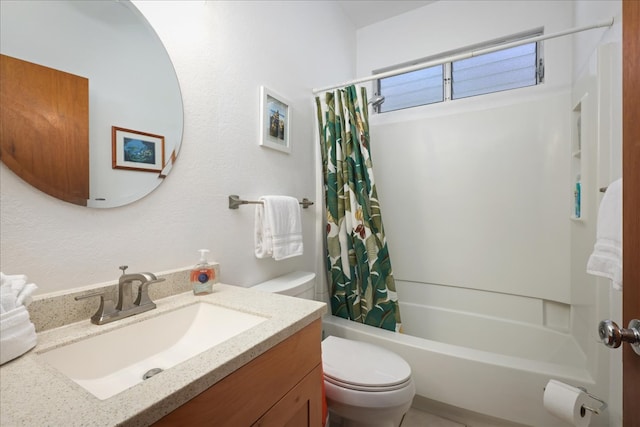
top-left (153, 319), bottom-right (323, 427)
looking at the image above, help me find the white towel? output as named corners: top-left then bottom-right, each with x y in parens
top-left (0, 272), bottom-right (38, 364)
top-left (587, 178), bottom-right (623, 290)
top-left (0, 273), bottom-right (37, 312)
top-left (255, 196), bottom-right (303, 261)
top-left (0, 306), bottom-right (37, 365)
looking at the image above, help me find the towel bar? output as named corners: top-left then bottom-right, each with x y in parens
top-left (228, 195), bottom-right (314, 209)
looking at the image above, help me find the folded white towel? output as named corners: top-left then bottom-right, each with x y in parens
top-left (255, 196), bottom-right (303, 261)
top-left (0, 306), bottom-right (37, 365)
top-left (587, 178), bottom-right (623, 290)
top-left (1, 273), bottom-right (28, 286)
top-left (16, 283), bottom-right (37, 307)
top-left (0, 284), bottom-right (18, 314)
top-left (0, 273), bottom-right (37, 313)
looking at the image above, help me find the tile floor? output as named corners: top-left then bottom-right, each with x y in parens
top-left (401, 408), bottom-right (466, 427)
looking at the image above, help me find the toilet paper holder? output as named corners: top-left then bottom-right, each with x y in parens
top-left (543, 384), bottom-right (608, 416)
top-left (576, 387), bottom-right (608, 416)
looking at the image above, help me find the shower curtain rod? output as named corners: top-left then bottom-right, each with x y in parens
top-left (311, 17), bottom-right (614, 95)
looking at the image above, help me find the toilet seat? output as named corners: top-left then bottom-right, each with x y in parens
top-left (322, 336), bottom-right (412, 391)
top-left (324, 374), bottom-right (412, 392)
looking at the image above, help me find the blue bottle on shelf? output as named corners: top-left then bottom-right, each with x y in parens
top-left (574, 174), bottom-right (581, 218)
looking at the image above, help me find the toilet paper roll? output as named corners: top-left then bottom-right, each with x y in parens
top-left (543, 380), bottom-right (592, 427)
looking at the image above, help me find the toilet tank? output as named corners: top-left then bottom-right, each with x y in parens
top-left (251, 271), bottom-right (315, 300)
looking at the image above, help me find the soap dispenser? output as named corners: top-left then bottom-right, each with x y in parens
top-left (191, 249), bottom-right (215, 295)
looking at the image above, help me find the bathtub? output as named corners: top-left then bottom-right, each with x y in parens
top-left (321, 296), bottom-right (603, 427)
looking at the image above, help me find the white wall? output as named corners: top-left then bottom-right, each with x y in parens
top-left (0, 0), bottom-right (356, 295)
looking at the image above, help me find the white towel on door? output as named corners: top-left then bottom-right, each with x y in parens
top-left (587, 178), bottom-right (623, 290)
top-left (255, 196), bottom-right (303, 260)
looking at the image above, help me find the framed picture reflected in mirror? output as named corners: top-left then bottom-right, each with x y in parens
top-left (112, 126), bottom-right (165, 172)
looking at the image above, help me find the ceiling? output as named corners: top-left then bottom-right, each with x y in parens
top-left (336, 1), bottom-right (435, 29)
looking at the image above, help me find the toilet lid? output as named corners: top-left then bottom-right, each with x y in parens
top-left (321, 336), bottom-right (412, 389)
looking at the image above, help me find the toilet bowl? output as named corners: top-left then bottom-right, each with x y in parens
top-left (252, 272), bottom-right (415, 427)
top-left (322, 335), bottom-right (415, 427)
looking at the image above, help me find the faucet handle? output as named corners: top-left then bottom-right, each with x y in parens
top-left (134, 277), bottom-right (166, 308)
top-left (119, 265), bottom-right (128, 275)
top-left (75, 289), bottom-right (118, 325)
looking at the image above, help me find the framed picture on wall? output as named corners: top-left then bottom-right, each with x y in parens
top-left (112, 126), bottom-right (165, 172)
top-left (259, 86), bottom-right (291, 154)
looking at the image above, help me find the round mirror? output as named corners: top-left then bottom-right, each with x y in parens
top-left (0, 0), bottom-right (183, 208)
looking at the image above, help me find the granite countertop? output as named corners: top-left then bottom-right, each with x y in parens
top-left (0, 284), bottom-right (327, 426)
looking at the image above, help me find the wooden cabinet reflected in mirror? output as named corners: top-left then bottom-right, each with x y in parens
top-left (1, 54), bottom-right (89, 206)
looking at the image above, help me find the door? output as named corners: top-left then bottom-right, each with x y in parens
top-left (623, 1), bottom-right (639, 426)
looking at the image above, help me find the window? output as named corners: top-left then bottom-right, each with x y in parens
top-left (378, 66), bottom-right (443, 112)
top-left (376, 35), bottom-right (543, 113)
top-left (452, 43), bottom-right (538, 99)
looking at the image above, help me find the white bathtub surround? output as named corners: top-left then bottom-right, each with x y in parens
top-left (353, 1), bottom-right (622, 426)
top-left (0, 283), bottom-right (326, 426)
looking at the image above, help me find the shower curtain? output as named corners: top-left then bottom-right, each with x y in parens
top-left (315, 85), bottom-right (401, 332)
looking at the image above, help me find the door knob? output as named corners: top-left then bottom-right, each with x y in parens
top-left (598, 319), bottom-right (640, 355)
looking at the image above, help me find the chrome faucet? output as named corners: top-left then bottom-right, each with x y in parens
top-left (75, 266), bottom-right (166, 325)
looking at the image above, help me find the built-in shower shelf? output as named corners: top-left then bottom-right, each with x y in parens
top-left (571, 99), bottom-right (583, 220)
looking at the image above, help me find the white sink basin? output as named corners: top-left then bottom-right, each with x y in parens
top-left (39, 302), bottom-right (267, 400)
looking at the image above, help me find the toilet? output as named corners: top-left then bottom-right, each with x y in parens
top-left (252, 272), bottom-right (415, 427)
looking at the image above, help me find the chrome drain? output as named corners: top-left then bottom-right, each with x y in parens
top-left (142, 368), bottom-right (163, 380)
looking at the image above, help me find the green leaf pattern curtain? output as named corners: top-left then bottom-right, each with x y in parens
top-left (315, 85), bottom-right (401, 332)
